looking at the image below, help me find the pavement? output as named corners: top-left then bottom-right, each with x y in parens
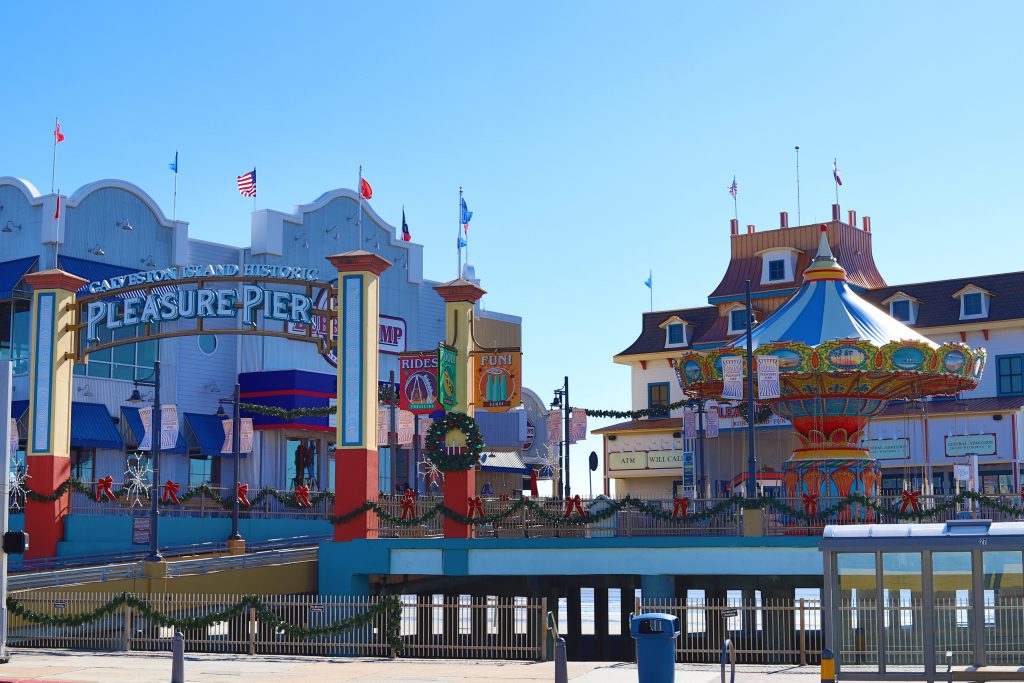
top-left (0, 650), bottom-right (825, 683)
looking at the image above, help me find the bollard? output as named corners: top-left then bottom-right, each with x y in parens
top-left (554, 636), bottom-right (568, 683)
top-left (821, 648), bottom-right (835, 683)
top-left (171, 631), bottom-right (185, 683)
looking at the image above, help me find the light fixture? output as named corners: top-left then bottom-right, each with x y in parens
top-left (2, 221), bottom-right (21, 234)
top-left (141, 255), bottom-right (156, 267)
top-left (127, 388), bottom-right (144, 404)
top-left (116, 219), bottom-right (133, 231)
top-left (89, 244), bottom-right (105, 257)
top-left (77, 383), bottom-right (93, 398)
top-left (203, 381), bottom-right (220, 394)
top-left (326, 225), bottom-right (339, 240)
top-left (216, 405), bottom-right (227, 418)
top-left (294, 231), bottom-right (308, 248)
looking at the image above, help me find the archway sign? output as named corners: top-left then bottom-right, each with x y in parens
top-left (22, 251), bottom-right (390, 558)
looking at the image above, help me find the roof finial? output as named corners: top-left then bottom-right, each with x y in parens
top-left (803, 225), bottom-right (846, 282)
top-left (815, 224), bottom-right (834, 260)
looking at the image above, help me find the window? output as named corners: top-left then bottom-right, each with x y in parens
top-left (198, 335), bottom-right (217, 355)
top-left (74, 323), bottom-right (158, 381)
top-left (729, 308), bottom-right (751, 333)
top-left (997, 355), bottom-right (1024, 396)
top-left (189, 456), bottom-right (212, 488)
top-left (667, 323), bottom-right (685, 345)
top-left (890, 299), bottom-right (911, 322)
top-left (647, 383), bottom-right (669, 417)
top-left (0, 299), bottom-right (32, 374)
top-left (71, 448), bottom-right (94, 482)
top-left (286, 438), bottom-right (320, 489)
top-left (962, 292), bottom-right (983, 317)
top-left (767, 259), bottom-right (785, 282)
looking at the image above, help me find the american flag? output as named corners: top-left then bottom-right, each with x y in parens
top-left (833, 160), bottom-right (842, 186)
top-left (728, 176), bottom-right (738, 198)
top-left (237, 168), bottom-right (256, 197)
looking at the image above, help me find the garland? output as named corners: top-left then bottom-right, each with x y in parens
top-left (584, 399), bottom-right (692, 420)
top-left (6, 592), bottom-right (402, 652)
top-left (737, 401), bottom-right (774, 425)
top-left (424, 412), bottom-right (484, 472)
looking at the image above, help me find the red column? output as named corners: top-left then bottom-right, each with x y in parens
top-left (443, 468), bottom-right (476, 538)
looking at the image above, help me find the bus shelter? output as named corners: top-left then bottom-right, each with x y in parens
top-left (821, 520), bottom-right (1024, 680)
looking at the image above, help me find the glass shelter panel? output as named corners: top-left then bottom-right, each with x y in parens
top-left (837, 553), bottom-right (879, 669)
top-left (983, 551), bottom-right (1024, 664)
top-left (882, 552), bottom-right (924, 669)
top-left (933, 552), bottom-right (974, 666)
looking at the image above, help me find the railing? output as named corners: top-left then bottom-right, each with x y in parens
top-left (6, 592), bottom-right (547, 660)
top-left (10, 563), bottom-right (145, 592)
top-left (165, 547), bottom-right (318, 578)
top-left (638, 598), bottom-right (823, 664)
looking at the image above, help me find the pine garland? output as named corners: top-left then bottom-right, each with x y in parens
top-left (6, 593), bottom-right (402, 652)
top-left (424, 412), bottom-right (485, 472)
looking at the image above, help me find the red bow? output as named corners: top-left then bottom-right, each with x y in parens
top-left (96, 476), bottom-right (116, 502)
top-left (499, 494), bottom-right (510, 503)
top-left (237, 482), bottom-right (250, 507)
top-left (467, 496), bottom-right (484, 519)
top-left (564, 495), bottom-right (587, 518)
top-left (672, 497), bottom-right (690, 518)
top-left (294, 485), bottom-right (311, 508)
top-left (802, 493), bottom-right (819, 517)
top-left (161, 480), bottom-right (180, 505)
top-left (900, 489), bottom-right (921, 513)
top-left (400, 490), bottom-right (417, 520)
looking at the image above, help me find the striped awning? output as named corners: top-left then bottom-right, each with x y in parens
top-left (479, 449), bottom-right (528, 474)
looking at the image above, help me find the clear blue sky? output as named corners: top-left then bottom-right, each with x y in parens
top-left (4, 2), bottom-right (1023, 494)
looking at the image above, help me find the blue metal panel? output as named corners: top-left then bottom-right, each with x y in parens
top-left (183, 412), bottom-right (237, 457)
top-left (70, 402), bottom-right (123, 449)
top-left (0, 257), bottom-right (38, 298)
top-left (57, 255), bottom-right (133, 293)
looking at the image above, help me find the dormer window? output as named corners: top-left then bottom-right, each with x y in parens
top-left (659, 315), bottom-right (689, 348)
top-left (881, 291), bottom-right (920, 325)
top-left (728, 308), bottom-right (754, 334)
top-left (954, 285), bottom-right (991, 320)
top-left (757, 247), bottom-right (798, 285)
top-left (767, 259), bottom-right (786, 282)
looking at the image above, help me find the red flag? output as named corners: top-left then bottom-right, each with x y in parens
top-left (54, 121), bottom-right (65, 144)
top-left (54, 194), bottom-right (60, 220)
top-left (359, 178), bottom-right (373, 200)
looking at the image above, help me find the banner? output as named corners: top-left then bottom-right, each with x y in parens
top-left (138, 405), bottom-right (179, 451)
top-left (9, 418), bottom-right (17, 457)
top-left (377, 407), bottom-right (390, 445)
top-left (683, 410), bottom-right (696, 439)
top-left (418, 417), bottom-right (433, 446)
top-left (756, 355), bottom-right (781, 400)
top-left (400, 351), bottom-right (440, 415)
top-left (547, 409), bottom-right (562, 443)
top-left (721, 356), bottom-right (744, 400)
top-left (221, 418), bottom-right (254, 454)
top-left (473, 351), bottom-right (522, 412)
top-left (706, 406), bottom-right (720, 438)
top-left (438, 345), bottom-right (457, 409)
top-left (397, 410), bottom-right (415, 446)
top-left (568, 408), bottom-right (587, 443)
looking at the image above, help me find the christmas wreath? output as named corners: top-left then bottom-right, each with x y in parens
top-left (424, 412), bottom-right (485, 472)
top-left (737, 401), bottom-right (774, 425)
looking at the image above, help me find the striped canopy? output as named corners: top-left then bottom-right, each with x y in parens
top-left (730, 230), bottom-right (936, 351)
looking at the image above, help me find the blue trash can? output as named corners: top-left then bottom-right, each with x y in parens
top-left (630, 613), bottom-right (680, 682)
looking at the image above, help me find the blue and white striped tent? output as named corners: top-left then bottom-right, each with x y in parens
top-left (730, 230), bottom-right (936, 351)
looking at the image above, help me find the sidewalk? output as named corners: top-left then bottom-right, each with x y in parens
top-left (0, 649), bottom-right (822, 683)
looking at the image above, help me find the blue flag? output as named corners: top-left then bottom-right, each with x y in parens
top-left (457, 234), bottom-right (468, 249)
top-left (460, 197), bottom-right (473, 227)
top-left (644, 271), bottom-right (652, 289)
top-left (168, 151), bottom-right (178, 173)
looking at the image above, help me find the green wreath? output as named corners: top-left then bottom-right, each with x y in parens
top-left (425, 412), bottom-right (485, 472)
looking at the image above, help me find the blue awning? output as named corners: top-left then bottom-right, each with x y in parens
top-left (57, 255), bottom-right (134, 294)
top-left (120, 407), bottom-right (187, 454)
top-left (70, 402), bottom-right (123, 449)
top-left (184, 412), bottom-right (235, 457)
top-left (11, 400), bottom-right (28, 420)
top-left (479, 450), bottom-right (529, 474)
top-left (0, 257), bottom-right (38, 299)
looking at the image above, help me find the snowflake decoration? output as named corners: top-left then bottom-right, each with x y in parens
top-left (417, 457), bottom-right (444, 493)
top-left (538, 444), bottom-right (561, 480)
top-left (8, 467), bottom-right (29, 511)
top-left (124, 462), bottom-right (152, 507)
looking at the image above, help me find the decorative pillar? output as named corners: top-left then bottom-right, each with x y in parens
top-left (23, 270), bottom-right (87, 559)
top-left (327, 251), bottom-right (391, 542)
top-left (433, 279), bottom-right (485, 539)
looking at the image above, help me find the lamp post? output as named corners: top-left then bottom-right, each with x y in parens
top-left (552, 377), bottom-right (570, 499)
top-left (217, 383), bottom-right (243, 543)
top-left (127, 360), bottom-right (163, 563)
top-left (684, 397), bottom-right (709, 499)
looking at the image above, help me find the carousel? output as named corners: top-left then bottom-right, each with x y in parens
top-left (673, 226), bottom-right (986, 511)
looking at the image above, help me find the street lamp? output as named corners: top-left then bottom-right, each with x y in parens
top-left (683, 396), bottom-right (710, 500)
top-left (217, 383), bottom-right (243, 543)
top-left (127, 359), bottom-right (163, 563)
top-left (552, 376), bottom-right (570, 499)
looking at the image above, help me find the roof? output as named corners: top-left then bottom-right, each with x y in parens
top-left (592, 417), bottom-right (680, 434)
top-left (879, 396), bottom-right (1024, 417)
top-left (862, 271), bottom-right (1024, 328)
top-left (615, 306), bottom-right (719, 357)
top-left (58, 255), bottom-right (134, 294)
top-left (69, 402), bottom-right (123, 449)
top-left (820, 520), bottom-right (1024, 552)
top-left (479, 450), bottom-right (528, 473)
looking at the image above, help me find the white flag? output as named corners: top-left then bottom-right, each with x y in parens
top-left (706, 406), bottom-right (720, 438)
top-left (721, 356), bottom-right (744, 400)
top-left (397, 410), bottom-right (415, 446)
top-left (757, 355), bottom-right (781, 400)
top-left (683, 410), bottom-right (696, 439)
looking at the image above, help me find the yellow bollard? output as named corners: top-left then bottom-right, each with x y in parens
top-left (821, 648), bottom-right (835, 683)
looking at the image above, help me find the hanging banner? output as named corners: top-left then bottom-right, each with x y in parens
top-left (706, 406), bottom-right (720, 438)
top-left (438, 344), bottom-right (457, 410)
top-left (756, 355), bottom-right (781, 400)
top-left (473, 351), bottom-right (522, 412)
top-left (418, 417), bottom-right (433, 446)
top-left (9, 418), bottom-right (17, 458)
top-left (568, 408), bottom-right (587, 443)
top-left (683, 410), bottom-right (696, 439)
top-left (400, 351), bottom-right (441, 415)
top-left (397, 410), bottom-right (415, 446)
top-left (221, 418), bottom-right (255, 454)
top-left (138, 405), bottom-right (178, 451)
top-left (377, 407), bottom-right (390, 446)
top-left (721, 356), bottom-right (744, 400)
top-left (547, 409), bottom-right (562, 443)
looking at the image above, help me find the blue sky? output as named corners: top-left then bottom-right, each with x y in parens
top-left (4, 2), bottom-right (1023, 494)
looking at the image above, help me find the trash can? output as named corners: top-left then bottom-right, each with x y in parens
top-left (630, 613), bottom-right (680, 682)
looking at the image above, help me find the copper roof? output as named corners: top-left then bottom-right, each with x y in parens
top-left (592, 417), bottom-right (682, 434)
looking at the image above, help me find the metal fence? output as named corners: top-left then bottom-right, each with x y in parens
top-left (65, 483), bottom-right (332, 519)
top-left (7, 592), bottom-right (546, 661)
top-left (638, 598), bottom-right (823, 664)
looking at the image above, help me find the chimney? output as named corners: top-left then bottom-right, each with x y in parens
top-left (730, 218), bottom-right (739, 236)
top-left (746, 224), bottom-right (756, 234)
top-left (831, 204), bottom-right (841, 221)
top-left (847, 209), bottom-right (857, 227)
top-left (862, 216), bottom-right (871, 232)
top-left (779, 211), bottom-right (789, 228)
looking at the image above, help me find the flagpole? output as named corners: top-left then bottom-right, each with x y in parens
top-left (252, 167), bottom-right (256, 213)
top-left (834, 158), bottom-right (840, 208)
top-left (457, 187), bottom-right (463, 279)
top-left (649, 272), bottom-right (653, 312)
top-left (172, 151), bottom-right (178, 221)
top-left (50, 117), bottom-right (58, 194)
top-left (357, 165), bottom-right (364, 245)
top-left (795, 146), bottom-right (801, 226)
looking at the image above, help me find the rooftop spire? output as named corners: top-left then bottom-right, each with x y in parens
top-left (803, 225), bottom-right (847, 282)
